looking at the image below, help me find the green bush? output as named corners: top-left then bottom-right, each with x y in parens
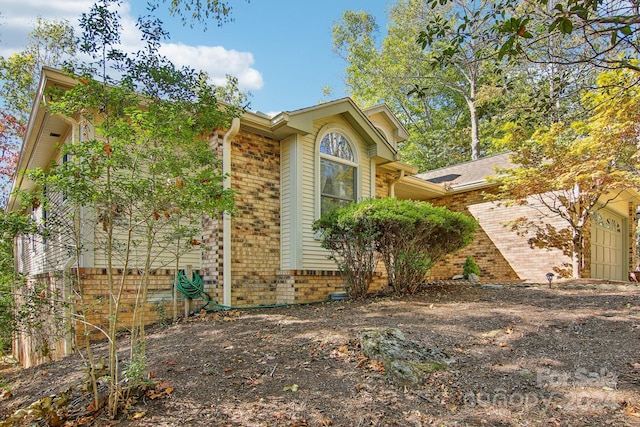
top-left (463, 256), bottom-right (481, 279)
top-left (314, 198), bottom-right (477, 297)
top-left (365, 198), bottom-right (477, 294)
top-left (312, 203), bottom-right (380, 298)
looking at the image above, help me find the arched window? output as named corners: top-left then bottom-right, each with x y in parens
top-left (319, 132), bottom-right (357, 215)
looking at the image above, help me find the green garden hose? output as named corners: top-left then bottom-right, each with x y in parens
top-left (172, 270), bottom-right (327, 313)
top-left (173, 271), bottom-right (212, 310)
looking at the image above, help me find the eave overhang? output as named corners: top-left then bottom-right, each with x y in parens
top-left (7, 67), bottom-right (76, 212)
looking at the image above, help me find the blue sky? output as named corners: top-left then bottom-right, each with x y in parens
top-left (0, 0), bottom-right (390, 115)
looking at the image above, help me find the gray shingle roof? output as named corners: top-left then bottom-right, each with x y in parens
top-left (414, 152), bottom-right (513, 187)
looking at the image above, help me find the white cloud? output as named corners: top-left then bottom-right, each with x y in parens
top-left (0, 0), bottom-right (95, 57)
top-left (0, 0), bottom-right (263, 90)
top-left (159, 43), bottom-right (263, 90)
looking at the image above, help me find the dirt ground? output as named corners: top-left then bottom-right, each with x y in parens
top-left (2, 281), bottom-right (640, 426)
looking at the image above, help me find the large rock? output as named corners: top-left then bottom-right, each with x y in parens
top-left (358, 328), bottom-right (455, 385)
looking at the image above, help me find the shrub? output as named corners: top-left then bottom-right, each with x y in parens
top-left (312, 203), bottom-right (380, 298)
top-left (314, 198), bottom-right (477, 297)
top-left (365, 198), bottom-right (477, 294)
top-left (463, 256), bottom-right (481, 279)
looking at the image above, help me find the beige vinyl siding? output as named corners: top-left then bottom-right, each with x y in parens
top-left (280, 135), bottom-right (304, 270)
top-left (17, 186), bottom-right (77, 276)
top-left (300, 117), bottom-right (373, 270)
top-left (41, 188), bottom-right (77, 272)
top-left (21, 205), bottom-right (52, 275)
top-left (92, 220), bottom-right (202, 270)
top-left (16, 230), bottom-right (33, 275)
top-left (16, 130), bottom-right (78, 276)
top-left (280, 137), bottom-right (292, 269)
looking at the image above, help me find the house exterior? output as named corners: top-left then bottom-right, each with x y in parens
top-left (414, 153), bottom-right (640, 283)
top-left (9, 68), bottom-right (640, 366)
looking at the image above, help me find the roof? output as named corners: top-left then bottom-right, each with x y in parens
top-left (242, 97), bottom-right (402, 162)
top-left (8, 72), bottom-right (410, 211)
top-left (414, 152), bottom-right (514, 192)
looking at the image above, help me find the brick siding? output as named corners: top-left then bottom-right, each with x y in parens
top-left (428, 189), bottom-right (521, 282)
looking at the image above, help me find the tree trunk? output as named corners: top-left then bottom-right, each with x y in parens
top-left (467, 98), bottom-right (480, 160)
top-left (572, 231), bottom-right (583, 279)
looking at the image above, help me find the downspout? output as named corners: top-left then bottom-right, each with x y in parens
top-left (222, 118), bottom-right (240, 307)
top-left (389, 170), bottom-right (405, 198)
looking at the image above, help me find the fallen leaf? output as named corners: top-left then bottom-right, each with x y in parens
top-left (368, 360), bottom-right (385, 372)
top-left (283, 384), bottom-right (299, 392)
top-left (131, 411), bottom-right (146, 420)
top-left (626, 406), bottom-right (640, 417)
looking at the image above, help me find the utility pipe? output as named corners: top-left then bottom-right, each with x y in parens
top-left (222, 118), bottom-right (240, 307)
top-left (389, 170), bottom-right (405, 198)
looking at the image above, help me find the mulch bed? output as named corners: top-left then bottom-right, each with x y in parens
top-left (2, 281), bottom-right (640, 426)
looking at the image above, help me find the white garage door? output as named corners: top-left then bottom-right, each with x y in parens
top-left (591, 210), bottom-right (625, 281)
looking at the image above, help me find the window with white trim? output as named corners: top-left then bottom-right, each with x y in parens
top-left (319, 132), bottom-right (357, 216)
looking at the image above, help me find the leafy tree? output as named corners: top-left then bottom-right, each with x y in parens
top-left (333, 1), bottom-right (514, 170)
top-left (0, 17), bottom-right (76, 125)
top-left (20, 0), bottom-right (242, 417)
top-left (421, 0), bottom-right (640, 72)
top-left (501, 0), bottom-right (640, 72)
top-left (492, 66), bottom-right (640, 278)
top-left (0, 112), bottom-right (25, 206)
top-left (413, 0), bottom-right (510, 161)
top-left (150, 0), bottom-right (244, 29)
top-left (0, 210), bottom-right (36, 351)
top-left (0, 18), bottom-right (76, 203)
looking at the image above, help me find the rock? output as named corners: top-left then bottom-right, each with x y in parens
top-left (480, 284), bottom-right (503, 290)
top-left (452, 274), bottom-right (464, 280)
top-left (468, 273), bottom-right (479, 283)
top-left (358, 328), bottom-right (455, 385)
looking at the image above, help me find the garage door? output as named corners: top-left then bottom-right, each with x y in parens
top-left (591, 210), bottom-right (625, 281)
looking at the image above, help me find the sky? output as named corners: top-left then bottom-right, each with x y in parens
top-left (0, 0), bottom-right (390, 116)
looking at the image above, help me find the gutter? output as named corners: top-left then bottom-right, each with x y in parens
top-left (222, 118), bottom-right (240, 307)
top-left (448, 179), bottom-right (495, 194)
top-left (389, 170), bottom-right (405, 197)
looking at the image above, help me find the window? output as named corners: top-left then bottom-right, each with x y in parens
top-left (319, 132), bottom-right (357, 215)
